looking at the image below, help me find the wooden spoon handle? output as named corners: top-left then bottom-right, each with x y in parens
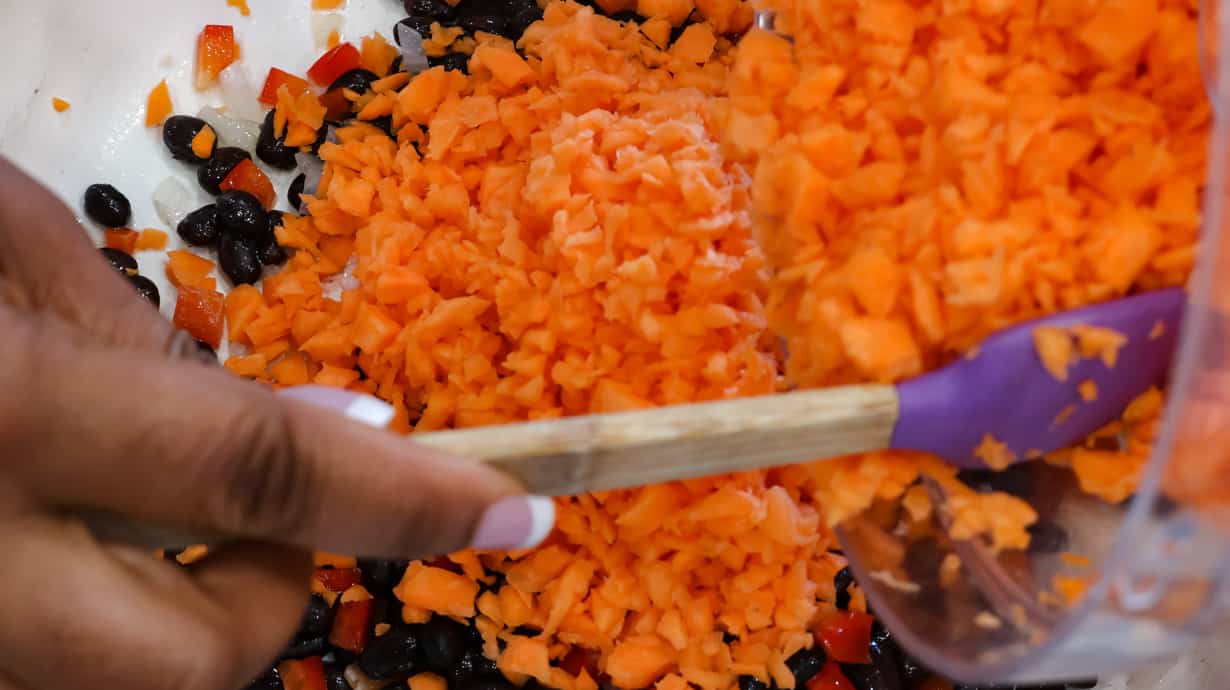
top-left (81, 385), bottom-right (900, 548)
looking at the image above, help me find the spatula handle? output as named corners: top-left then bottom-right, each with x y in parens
top-left (416, 384), bottom-right (901, 496)
top-left (82, 385), bottom-right (900, 549)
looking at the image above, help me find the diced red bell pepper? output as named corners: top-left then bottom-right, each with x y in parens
top-left (814, 610), bottom-right (875, 665)
top-left (220, 159), bottom-right (277, 209)
top-left (195, 25), bottom-right (237, 89)
top-left (278, 657), bottom-right (328, 690)
top-left (260, 67), bottom-right (310, 106)
top-left (329, 598), bottom-right (373, 653)
top-left (308, 43), bottom-right (362, 86)
top-left (320, 88), bottom-right (353, 122)
top-left (174, 285), bottom-right (226, 348)
top-left (314, 567), bottom-right (362, 593)
top-left (805, 661), bottom-right (856, 690)
top-left (104, 228), bottom-right (139, 254)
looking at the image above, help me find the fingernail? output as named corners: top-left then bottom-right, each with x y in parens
top-left (470, 496), bottom-right (555, 550)
top-left (278, 385), bottom-right (396, 429)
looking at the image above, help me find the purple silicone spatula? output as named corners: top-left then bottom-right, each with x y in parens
top-left (85, 289), bottom-right (1185, 548)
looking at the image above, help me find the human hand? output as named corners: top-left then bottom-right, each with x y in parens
top-left (0, 157), bottom-right (554, 690)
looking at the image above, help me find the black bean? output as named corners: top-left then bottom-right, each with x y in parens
top-left (177, 204), bottom-right (221, 246)
top-left (324, 662), bottom-right (350, 690)
top-left (834, 566), bottom-right (854, 610)
top-left (195, 339), bottom-right (218, 362)
top-left (329, 68), bottom-right (381, 95)
top-left (398, 16), bottom-right (435, 41)
top-left (450, 648), bottom-right (500, 685)
top-left (369, 596), bottom-right (400, 632)
top-left (432, 52), bottom-right (471, 73)
top-left (738, 676), bottom-right (769, 690)
top-left (359, 559), bottom-right (409, 593)
top-left (359, 625), bottom-right (420, 679)
top-left (281, 636), bottom-right (329, 660)
top-left (198, 147), bottom-right (251, 195)
top-left (508, 6), bottom-right (543, 36)
top-left (1026, 520), bottom-right (1069, 554)
top-left (289, 174), bottom-right (307, 212)
top-left (298, 596), bottom-right (334, 640)
top-left (841, 623), bottom-right (904, 690)
top-left (257, 110), bottom-right (300, 171)
top-left (84, 184), bottom-right (131, 227)
top-left (216, 190), bottom-right (269, 238)
top-left (786, 647), bottom-right (826, 687)
top-left (163, 115), bottom-right (215, 163)
top-left (219, 232), bottom-right (263, 286)
top-left (457, 680), bottom-right (517, 690)
top-left (245, 668), bottom-right (284, 690)
top-left (128, 274), bottom-right (160, 307)
top-left (100, 247), bottom-right (138, 274)
top-left (407, 0), bottom-right (454, 18)
top-left (369, 115), bottom-right (396, 139)
top-left (417, 616), bottom-right (469, 673)
top-left (459, 12), bottom-right (508, 36)
top-left (259, 211), bottom-right (289, 266)
top-left (897, 654), bottom-right (928, 685)
top-left (957, 464), bottom-right (1035, 499)
top-left (389, 55), bottom-right (405, 73)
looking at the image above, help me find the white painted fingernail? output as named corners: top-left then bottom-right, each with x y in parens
top-left (279, 385), bottom-right (395, 429)
top-left (470, 496), bottom-right (556, 550)
top-left (343, 395), bottom-right (396, 429)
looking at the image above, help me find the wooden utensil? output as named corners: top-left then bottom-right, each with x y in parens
top-left (85, 288), bottom-right (1185, 548)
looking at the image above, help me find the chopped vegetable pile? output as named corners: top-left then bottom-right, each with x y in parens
top-left (76, 0), bottom-right (1210, 688)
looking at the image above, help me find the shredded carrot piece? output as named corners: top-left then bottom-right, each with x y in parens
top-left (51, 97), bottom-right (70, 113)
top-left (1032, 327), bottom-right (1074, 382)
top-left (145, 80), bottom-right (173, 127)
top-left (1071, 325), bottom-right (1129, 368)
top-left (1149, 320), bottom-right (1166, 340)
top-left (312, 0), bottom-right (345, 8)
top-left (226, 0), bottom-right (250, 16)
top-left (327, 29), bottom-right (341, 49)
top-left (1077, 380), bottom-right (1098, 403)
top-left (973, 433), bottom-right (1015, 471)
top-left (1060, 552), bottom-right (1092, 569)
top-left (1052, 405), bottom-right (1076, 428)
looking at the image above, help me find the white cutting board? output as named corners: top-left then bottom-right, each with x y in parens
top-left (0, 0), bottom-right (1219, 687)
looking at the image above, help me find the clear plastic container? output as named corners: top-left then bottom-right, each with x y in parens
top-left (837, 3), bottom-right (1230, 683)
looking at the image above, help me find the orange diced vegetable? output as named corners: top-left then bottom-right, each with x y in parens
top-left (166, 250), bottom-right (216, 290)
top-left (1033, 326), bottom-right (1074, 381)
top-left (191, 126), bottom-right (217, 160)
top-left (174, 285), bottom-right (226, 348)
top-left (51, 97), bottom-right (71, 112)
top-left (104, 228), bottom-right (139, 254)
top-left (136, 229), bottom-right (168, 251)
top-left (145, 80), bottom-right (173, 127)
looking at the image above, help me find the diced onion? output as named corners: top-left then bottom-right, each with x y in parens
top-left (218, 64), bottom-right (263, 122)
top-left (295, 152), bottom-right (324, 197)
top-left (152, 177), bottom-right (196, 228)
top-left (396, 23), bottom-right (430, 75)
top-left (196, 106), bottom-right (261, 153)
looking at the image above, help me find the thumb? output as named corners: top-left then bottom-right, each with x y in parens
top-left (6, 312), bottom-right (554, 558)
